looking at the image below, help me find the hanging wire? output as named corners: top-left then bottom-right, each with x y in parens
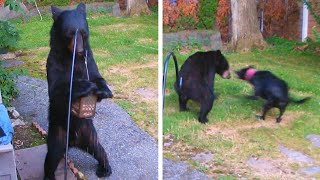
top-left (85, 50), bottom-right (90, 80)
top-left (65, 29), bottom-right (79, 180)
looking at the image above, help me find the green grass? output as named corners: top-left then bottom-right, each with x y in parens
top-left (163, 37), bottom-right (320, 178)
top-left (13, 12), bottom-right (158, 137)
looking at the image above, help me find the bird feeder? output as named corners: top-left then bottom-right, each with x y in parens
top-left (72, 94), bottom-right (97, 119)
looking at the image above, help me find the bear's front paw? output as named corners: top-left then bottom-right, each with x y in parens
top-left (95, 85), bottom-right (113, 101)
top-left (73, 79), bottom-right (97, 99)
top-left (96, 89), bottom-right (113, 100)
top-left (96, 164), bottom-right (112, 177)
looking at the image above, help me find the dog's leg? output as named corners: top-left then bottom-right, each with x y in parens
top-left (276, 104), bottom-right (287, 123)
top-left (256, 101), bottom-right (273, 120)
top-left (198, 96), bottom-right (214, 124)
top-left (179, 95), bottom-right (188, 111)
top-left (78, 123), bottom-right (112, 178)
top-left (44, 126), bottom-right (66, 180)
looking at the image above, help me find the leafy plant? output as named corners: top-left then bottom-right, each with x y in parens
top-left (176, 15), bottom-right (197, 31)
top-left (216, 0), bottom-right (230, 42)
top-left (4, 0), bottom-right (24, 12)
top-left (312, 26), bottom-right (320, 42)
top-left (197, 0), bottom-right (218, 29)
top-left (163, 0), bottom-right (198, 32)
top-left (4, 0), bottom-right (36, 12)
top-left (0, 20), bottom-right (20, 50)
top-left (0, 65), bottom-right (19, 106)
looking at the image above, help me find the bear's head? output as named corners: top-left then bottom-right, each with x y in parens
top-left (51, 3), bottom-right (88, 57)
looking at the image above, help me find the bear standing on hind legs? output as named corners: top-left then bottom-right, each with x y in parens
top-left (44, 3), bottom-right (113, 179)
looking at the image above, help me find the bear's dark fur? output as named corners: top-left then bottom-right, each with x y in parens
top-left (174, 50), bottom-right (231, 123)
top-left (44, 3), bottom-right (112, 179)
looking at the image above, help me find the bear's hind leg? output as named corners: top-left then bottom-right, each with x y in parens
top-left (179, 95), bottom-right (188, 111)
top-left (198, 95), bottom-right (214, 124)
top-left (77, 123), bottom-right (112, 177)
top-left (44, 126), bottom-right (66, 180)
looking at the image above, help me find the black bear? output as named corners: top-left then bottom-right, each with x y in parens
top-left (236, 66), bottom-right (310, 123)
top-left (44, 3), bottom-right (113, 179)
top-left (174, 50), bottom-right (231, 123)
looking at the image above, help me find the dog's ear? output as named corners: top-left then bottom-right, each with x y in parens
top-left (77, 3), bottom-right (86, 14)
top-left (51, 6), bottom-right (62, 20)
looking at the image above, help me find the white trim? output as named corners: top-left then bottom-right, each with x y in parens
top-left (158, 0), bottom-right (163, 179)
top-left (302, 2), bottom-right (309, 42)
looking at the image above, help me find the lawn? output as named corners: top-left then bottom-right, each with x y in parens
top-left (14, 12), bottom-right (158, 138)
top-left (163, 37), bottom-right (320, 179)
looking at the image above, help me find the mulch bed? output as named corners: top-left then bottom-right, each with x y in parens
top-left (12, 124), bottom-right (46, 150)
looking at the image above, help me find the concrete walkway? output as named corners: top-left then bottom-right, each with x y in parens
top-left (163, 158), bottom-right (212, 180)
top-left (13, 76), bottom-right (158, 180)
top-left (15, 144), bottom-right (76, 180)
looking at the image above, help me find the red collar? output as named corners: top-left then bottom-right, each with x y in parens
top-left (245, 68), bottom-right (257, 80)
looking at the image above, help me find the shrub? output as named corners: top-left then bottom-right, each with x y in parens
top-left (163, 0), bottom-right (180, 28)
top-left (0, 65), bottom-right (19, 106)
top-left (163, 0), bottom-right (198, 32)
top-left (164, 0), bottom-right (219, 32)
top-left (197, 0), bottom-right (218, 29)
top-left (0, 21), bottom-right (20, 50)
top-left (176, 15), bottom-right (197, 31)
top-left (216, 0), bottom-right (231, 42)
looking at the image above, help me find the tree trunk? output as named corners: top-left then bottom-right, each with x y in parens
top-left (127, 0), bottom-right (150, 16)
top-left (231, 0), bottom-right (267, 51)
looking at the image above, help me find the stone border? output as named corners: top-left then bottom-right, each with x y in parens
top-left (163, 30), bottom-right (222, 50)
top-left (32, 122), bottom-right (86, 180)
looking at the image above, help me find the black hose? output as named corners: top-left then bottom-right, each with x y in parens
top-left (162, 51), bottom-right (179, 110)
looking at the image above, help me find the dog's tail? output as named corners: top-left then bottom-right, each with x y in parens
top-left (290, 97), bottom-right (311, 104)
top-left (163, 51), bottom-right (179, 108)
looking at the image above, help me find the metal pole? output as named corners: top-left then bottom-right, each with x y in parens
top-left (65, 29), bottom-right (79, 180)
top-left (162, 51), bottom-right (179, 110)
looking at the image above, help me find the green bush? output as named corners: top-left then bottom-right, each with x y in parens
top-left (176, 15), bottom-right (197, 31)
top-left (0, 21), bottom-right (20, 50)
top-left (197, 0), bottom-right (218, 29)
top-left (0, 65), bottom-right (19, 106)
top-left (312, 27), bottom-right (320, 43)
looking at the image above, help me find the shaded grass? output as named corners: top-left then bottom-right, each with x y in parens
top-left (163, 37), bottom-right (320, 178)
top-left (14, 13), bottom-right (158, 138)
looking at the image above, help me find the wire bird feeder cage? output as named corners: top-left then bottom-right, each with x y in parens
top-left (72, 94), bottom-right (97, 119)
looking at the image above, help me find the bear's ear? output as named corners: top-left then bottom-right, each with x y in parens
top-left (51, 6), bottom-right (62, 20)
top-left (77, 3), bottom-right (86, 14)
top-left (216, 49), bottom-right (221, 55)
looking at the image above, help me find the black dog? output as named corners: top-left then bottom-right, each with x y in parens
top-left (44, 4), bottom-right (113, 179)
top-left (174, 50), bottom-right (231, 123)
top-left (236, 66), bottom-right (310, 123)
